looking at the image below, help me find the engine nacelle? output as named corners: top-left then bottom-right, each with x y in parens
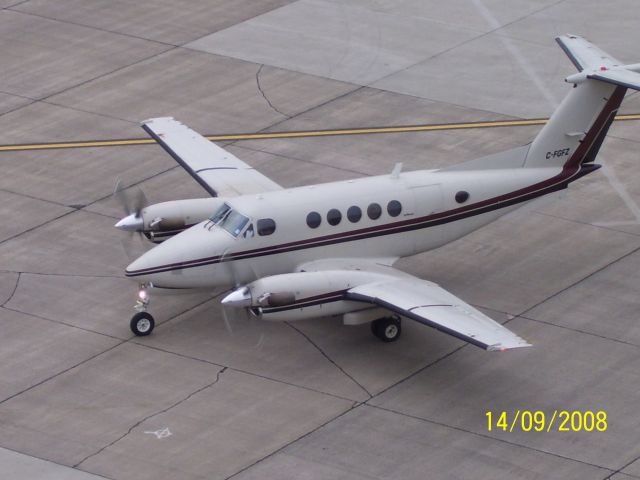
top-left (230, 270), bottom-right (390, 321)
top-left (141, 198), bottom-right (224, 242)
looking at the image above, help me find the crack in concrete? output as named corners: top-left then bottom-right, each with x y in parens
top-left (286, 322), bottom-right (372, 399)
top-left (74, 367), bottom-right (228, 469)
top-left (255, 64), bottom-right (290, 118)
top-left (1, 272), bottom-right (20, 307)
top-left (133, 340), bottom-right (359, 404)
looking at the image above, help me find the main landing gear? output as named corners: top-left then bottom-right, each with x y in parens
top-left (371, 316), bottom-right (401, 342)
top-left (130, 285), bottom-right (155, 336)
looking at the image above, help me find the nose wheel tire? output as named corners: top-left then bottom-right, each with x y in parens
top-left (131, 312), bottom-right (155, 336)
top-left (371, 316), bottom-right (401, 342)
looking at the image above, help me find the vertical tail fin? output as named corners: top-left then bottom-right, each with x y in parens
top-left (524, 35), bottom-right (640, 169)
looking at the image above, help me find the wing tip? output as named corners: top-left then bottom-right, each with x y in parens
top-left (487, 340), bottom-right (532, 352)
top-left (141, 116), bottom-right (176, 126)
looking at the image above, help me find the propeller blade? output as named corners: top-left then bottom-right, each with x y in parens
top-left (131, 187), bottom-right (148, 217)
top-left (119, 231), bottom-right (148, 262)
top-left (220, 300), bottom-right (265, 349)
top-left (218, 249), bottom-right (265, 348)
top-left (113, 178), bottom-right (148, 218)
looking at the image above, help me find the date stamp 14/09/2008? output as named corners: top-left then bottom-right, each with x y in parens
top-left (486, 410), bottom-right (607, 433)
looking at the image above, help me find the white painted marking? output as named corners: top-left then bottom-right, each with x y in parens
top-left (144, 427), bottom-right (172, 439)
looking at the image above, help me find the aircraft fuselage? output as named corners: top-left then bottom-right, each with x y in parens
top-left (125, 162), bottom-right (584, 291)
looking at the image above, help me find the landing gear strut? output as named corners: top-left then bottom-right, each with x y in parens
top-left (371, 316), bottom-right (401, 342)
top-left (130, 284), bottom-right (155, 336)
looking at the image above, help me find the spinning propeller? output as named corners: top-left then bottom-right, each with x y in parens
top-left (219, 248), bottom-right (265, 348)
top-left (114, 178), bottom-right (147, 232)
top-left (113, 179), bottom-right (149, 261)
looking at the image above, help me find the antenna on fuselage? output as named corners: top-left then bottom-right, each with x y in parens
top-left (391, 162), bottom-right (403, 179)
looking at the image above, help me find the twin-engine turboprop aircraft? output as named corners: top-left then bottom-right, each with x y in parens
top-left (116, 35), bottom-right (640, 351)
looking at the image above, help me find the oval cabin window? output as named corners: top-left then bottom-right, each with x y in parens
top-left (455, 191), bottom-right (470, 204)
top-left (306, 211), bottom-right (321, 228)
top-left (367, 203), bottom-right (382, 220)
top-left (347, 206), bottom-right (362, 223)
top-left (327, 209), bottom-right (342, 226)
top-left (257, 218), bottom-right (276, 236)
top-left (387, 200), bottom-right (402, 217)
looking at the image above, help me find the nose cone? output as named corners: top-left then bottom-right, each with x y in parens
top-left (115, 213), bottom-right (143, 231)
top-left (221, 286), bottom-right (252, 307)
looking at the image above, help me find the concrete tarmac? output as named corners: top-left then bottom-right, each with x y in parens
top-left (1, 1), bottom-right (639, 479)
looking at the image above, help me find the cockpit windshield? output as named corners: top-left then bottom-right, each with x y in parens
top-left (207, 202), bottom-right (251, 237)
top-left (209, 203), bottom-right (231, 224)
top-left (220, 210), bottom-right (250, 237)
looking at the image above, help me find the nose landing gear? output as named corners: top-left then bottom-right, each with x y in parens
top-left (131, 312), bottom-right (155, 336)
top-left (130, 284), bottom-right (155, 336)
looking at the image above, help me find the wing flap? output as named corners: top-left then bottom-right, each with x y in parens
top-left (142, 117), bottom-right (282, 197)
top-left (347, 278), bottom-right (530, 351)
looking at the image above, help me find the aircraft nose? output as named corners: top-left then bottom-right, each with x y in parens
top-left (125, 246), bottom-right (171, 278)
top-left (124, 222), bottom-right (223, 285)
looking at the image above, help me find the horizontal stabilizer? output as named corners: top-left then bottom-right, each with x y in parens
top-left (556, 35), bottom-right (622, 72)
top-left (557, 34), bottom-right (640, 91)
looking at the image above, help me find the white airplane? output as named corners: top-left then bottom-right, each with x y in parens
top-left (116, 35), bottom-right (640, 351)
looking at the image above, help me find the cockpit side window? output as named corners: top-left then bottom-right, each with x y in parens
top-left (209, 203), bottom-right (231, 224)
top-left (220, 210), bottom-right (250, 237)
top-left (257, 218), bottom-right (276, 236)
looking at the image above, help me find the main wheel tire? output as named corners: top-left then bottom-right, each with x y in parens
top-left (130, 312), bottom-right (155, 336)
top-left (371, 316), bottom-right (401, 342)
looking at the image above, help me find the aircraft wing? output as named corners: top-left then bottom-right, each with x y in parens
top-left (142, 117), bottom-right (283, 197)
top-left (346, 274), bottom-right (531, 351)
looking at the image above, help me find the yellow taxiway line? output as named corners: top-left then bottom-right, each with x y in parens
top-left (1, 114), bottom-right (639, 153)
